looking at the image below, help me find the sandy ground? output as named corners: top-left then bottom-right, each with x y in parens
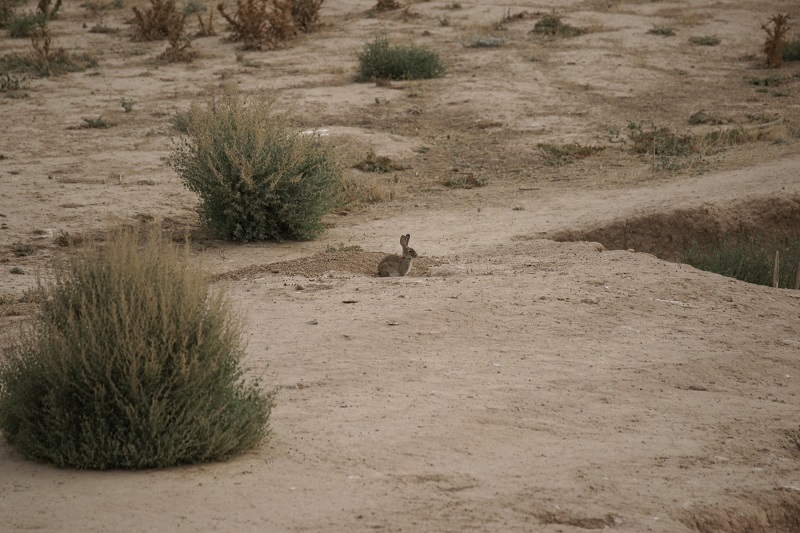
top-left (1, 1), bottom-right (800, 532)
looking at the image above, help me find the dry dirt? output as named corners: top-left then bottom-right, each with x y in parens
top-left (1, 1), bottom-right (800, 532)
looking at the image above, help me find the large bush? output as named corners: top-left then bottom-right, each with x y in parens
top-left (169, 92), bottom-right (340, 242)
top-left (0, 227), bottom-right (273, 469)
top-left (356, 34), bottom-right (445, 81)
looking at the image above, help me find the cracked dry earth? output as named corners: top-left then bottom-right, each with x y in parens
top-left (1, 0), bottom-right (800, 532)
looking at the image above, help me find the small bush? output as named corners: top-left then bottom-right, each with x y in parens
top-left (131, 0), bottom-right (183, 41)
top-left (684, 236), bottom-right (800, 289)
top-left (647, 25), bottom-right (675, 36)
top-left (7, 11), bottom-right (47, 37)
top-left (689, 35), bottom-right (720, 46)
top-left (169, 92), bottom-right (340, 242)
top-left (356, 33), bottom-right (445, 81)
top-left (217, 0), bottom-right (322, 50)
top-left (783, 39), bottom-right (800, 61)
top-left (0, 226), bottom-right (273, 469)
top-left (0, 29), bottom-right (98, 77)
top-left (373, 0), bottom-right (400, 11)
top-left (0, 0), bottom-right (23, 28)
top-left (627, 121), bottom-right (699, 171)
top-left (158, 15), bottom-right (196, 62)
top-left (531, 13), bottom-right (584, 37)
top-left (291, 0), bottom-right (323, 33)
top-left (80, 115), bottom-right (112, 128)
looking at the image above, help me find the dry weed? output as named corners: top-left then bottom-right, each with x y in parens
top-left (131, 0), bottom-right (183, 41)
top-left (159, 15), bottom-right (196, 62)
top-left (196, 10), bottom-right (216, 36)
top-left (217, 0), bottom-right (322, 50)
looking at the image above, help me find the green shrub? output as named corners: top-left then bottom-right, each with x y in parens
top-left (0, 0), bottom-right (26, 28)
top-left (531, 13), bottom-right (584, 37)
top-left (169, 92), bottom-right (340, 242)
top-left (627, 121), bottom-right (698, 171)
top-left (684, 236), bottom-right (800, 289)
top-left (356, 34), bottom-right (445, 81)
top-left (783, 39), bottom-right (800, 61)
top-left (688, 35), bottom-right (720, 46)
top-left (0, 226), bottom-right (273, 469)
top-left (8, 11), bottom-right (47, 37)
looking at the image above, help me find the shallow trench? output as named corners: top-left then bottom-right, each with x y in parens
top-left (676, 490), bottom-right (800, 533)
top-left (549, 195), bottom-right (800, 263)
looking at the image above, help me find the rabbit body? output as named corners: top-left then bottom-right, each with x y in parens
top-left (378, 234), bottom-right (418, 277)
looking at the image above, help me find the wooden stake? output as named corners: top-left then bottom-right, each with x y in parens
top-left (773, 250), bottom-right (779, 288)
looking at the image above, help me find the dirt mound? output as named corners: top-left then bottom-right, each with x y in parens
top-left (211, 250), bottom-right (443, 281)
top-left (550, 195), bottom-right (800, 261)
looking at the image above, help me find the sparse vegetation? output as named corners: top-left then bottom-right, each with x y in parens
top-left (747, 74), bottom-right (788, 86)
top-left (684, 236), bottom-right (800, 289)
top-left (627, 121), bottom-right (698, 171)
top-left (121, 97), bottom-right (134, 112)
top-left (762, 13), bottom-right (790, 67)
top-left (168, 92), bottom-right (340, 242)
top-left (158, 15), bottom-right (196, 62)
top-left (373, 0), bottom-right (400, 11)
top-left (0, 0), bottom-right (24, 28)
top-left (689, 35), bottom-right (720, 46)
top-left (783, 39), bottom-right (800, 61)
top-left (183, 0), bottom-right (205, 15)
top-left (689, 110), bottom-right (725, 125)
top-left (326, 243), bottom-right (363, 253)
top-left (461, 36), bottom-right (505, 48)
top-left (0, 226), bottom-right (274, 469)
top-left (538, 143), bottom-right (604, 166)
top-left (195, 9), bottom-right (216, 36)
top-left (7, 12), bottom-right (47, 37)
top-left (217, 0), bottom-right (323, 50)
top-left (442, 174), bottom-right (487, 189)
top-left (88, 23), bottom-right (120, 33)
top-left (353, 150), bottom-right (409, 172)
top-left (531, 12), bottom-right (585, 38)
top-left (337, 174), bottom-right (397, 206)
top-left (131, 0), bottom-right (183, 41)
top-left (356, 33), bottom-right (445, 81)
top-left (0, 29), bottom-right (98, 77)
top-left (81, 116), bottom-right (112, 128)
top-left (647, 25), bottom-right (675, 36)
top-left (0, 72), bottom-right (28, 97)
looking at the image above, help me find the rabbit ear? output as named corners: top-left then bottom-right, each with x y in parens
top-left (400, 234), bottom-right (409, 247)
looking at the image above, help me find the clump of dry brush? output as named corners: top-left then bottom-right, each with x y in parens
top-left (217, 0), bottom-right (324, 50)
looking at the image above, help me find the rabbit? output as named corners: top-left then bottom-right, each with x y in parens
top-left (378, 234), bottom-right (418, 277)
